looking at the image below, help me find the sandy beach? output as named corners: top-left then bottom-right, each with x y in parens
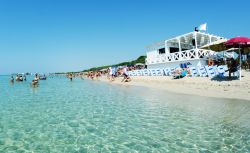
top-left (96, 70), bottom-right (250, 101)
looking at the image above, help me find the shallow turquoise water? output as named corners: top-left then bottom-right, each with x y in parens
top-left (0, 76), bottom-right (250, 153)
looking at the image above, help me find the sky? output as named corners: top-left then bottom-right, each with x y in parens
top-left (0, 0), bottom-right (249, 74)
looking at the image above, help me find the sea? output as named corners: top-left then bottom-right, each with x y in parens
top-left (0, 75), bottom-right (249, 152)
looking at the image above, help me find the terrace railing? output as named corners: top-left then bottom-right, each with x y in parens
top-left (146, 49), bottom-right (213, 65)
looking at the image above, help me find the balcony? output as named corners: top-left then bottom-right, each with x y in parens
top-left (146, 49), bottom-right (214, 65)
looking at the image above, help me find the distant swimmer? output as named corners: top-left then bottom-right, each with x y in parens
top-left (69, 73), bottom-right (73, 81)
top-left (16, 74), bottom-right (23, 82)
top-left (39, 74), bottom-right (47, 80)
top-left (10, 76), bottom-right (14, 83)
top-left (15, 75), bottom-right (19, 81)
top-left (19, 75), bottom-right (23, 81)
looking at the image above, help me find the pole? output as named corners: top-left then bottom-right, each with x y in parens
top-left (239, 44), bottom-right (241, 80)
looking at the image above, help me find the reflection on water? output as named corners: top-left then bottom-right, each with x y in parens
top-left (0, 76), bottom-right (249, 152)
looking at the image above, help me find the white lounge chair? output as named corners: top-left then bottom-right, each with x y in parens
top-left (134, 70), bottom-right (137, 76)
top-left (198, 66), bottom-right (207, 77)
top-left (169, 68), bottom-right (176, 76)
top-left (142, 69), bottom-right (150, 76)
top-left (150, 69), bottom-right (157, 76)
top-left (205, 66), bottom-right (216, 78)
top-left (163, 68), bottom-right (171, 76)
top-left (132, 71), bottom-right (137, 76)
top-left (212, 65), bottom-right (219, 76)
top-left (189, 67), bottom-right (198, 77)
top-left (217, 65), bottom-right (227, 77)
top-left (136, 70), bottom-right (143, 76)
top-left (155, 69), bottom-right (163, 76)
top-left (128, 71), bottom-right (133, 76)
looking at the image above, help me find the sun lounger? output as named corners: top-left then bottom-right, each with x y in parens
top-left (142, 69), bottom-right (150, 76)
top-left (149, 69), bottom-right (157, 76)
top-left (170, 68), bottom-right (176, 76)
top-left (128, 71), bottom-right (133, 76)
top-left (212, 65), bottom-right (219, 75)
top-left (136, 70), bottom-right (142, 76)
top-left (140, 70), bottom-right (144, 76)
top-left (189, 67), bottom-right (198, 77)
top-left (155, 69), bottom-right (163, 76)
top-left (217, 65), bottom-right (227, 77)
top-left (132, 71), bottom-right (137, 76)
top-left (163, 68), bottom-right (171, 76)
top-left (198, 66), bottom-right (207, 77)
top-left (133, 70), bottom-right (138, 76)
top-left (205, 66), bottom-right (216, 78)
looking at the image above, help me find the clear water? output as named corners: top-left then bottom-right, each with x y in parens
top-left (0, 76), bottom-right (250, 153)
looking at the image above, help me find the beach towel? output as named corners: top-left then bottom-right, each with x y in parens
top-left (173, 70), bottom-right (188, 79)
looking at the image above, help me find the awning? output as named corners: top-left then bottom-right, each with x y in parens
top-left (200, 38), bottom-right (228, 51)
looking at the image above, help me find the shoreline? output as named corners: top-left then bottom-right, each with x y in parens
top-left (92, 70), bottom-right (250, 101)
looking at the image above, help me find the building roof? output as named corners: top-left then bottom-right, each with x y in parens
top-left (146, 31), bottom-right (225, 51)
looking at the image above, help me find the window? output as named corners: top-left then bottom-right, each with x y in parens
top-left (169, 47), bottom-right (179, 53)
top-left (158, 48), bottom-right (165, 54)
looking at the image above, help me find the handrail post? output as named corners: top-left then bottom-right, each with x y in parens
top-left (195, 49), bottom-right (199, 59)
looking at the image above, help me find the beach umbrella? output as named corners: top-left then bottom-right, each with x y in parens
top-left (201, 38), bottom-right (228, 51)
top-left (224, 37), bottom-right (250, 47)
top-left (224, 36), bottom-right (250, 80)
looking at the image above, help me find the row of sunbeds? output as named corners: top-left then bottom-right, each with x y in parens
top-left (127, 65), bottom-right (234, 78)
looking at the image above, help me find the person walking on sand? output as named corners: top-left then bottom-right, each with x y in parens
top-left (121, 66), bottom-right (131, 82)
top-left (108, 67), bottom-right (114, 81)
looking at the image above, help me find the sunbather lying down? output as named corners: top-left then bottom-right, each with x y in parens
top-left (173, 69), bottom-right (188, 79)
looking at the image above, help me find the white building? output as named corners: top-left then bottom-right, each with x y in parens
top-left (146, 31), bottom-right (225, 69)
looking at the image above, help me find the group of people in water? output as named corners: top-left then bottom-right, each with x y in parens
top-left (10, 67), bottom-right (132, 86)
top-left (10, 74), bottom-right (47, 87)
top-left (66, 73), bottom-right (85, 81)
top-left (11, 74), bottom-right (27, 82)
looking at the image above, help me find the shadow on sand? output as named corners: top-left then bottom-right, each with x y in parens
top-left (211, 76), bottom-right (241, 82)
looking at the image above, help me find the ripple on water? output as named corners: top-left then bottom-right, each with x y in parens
top-left (0, 76), bottom-right (250, 152)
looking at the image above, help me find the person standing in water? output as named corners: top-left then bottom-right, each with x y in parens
top-left (69, 73), bottom-right (73, 81)
top-left (16, 75), bottom-right (19, 81)
top-left (23, 75), bottom-right (26, 81)
top-left (10, 76), bottom-right (14, 83)
top-left (32, 74), bottom-right (39, 86)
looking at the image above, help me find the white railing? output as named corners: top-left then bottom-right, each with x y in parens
top-left (146, 49), bottom-right (214, 65)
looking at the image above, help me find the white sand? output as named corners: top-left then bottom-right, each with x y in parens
top-left (93, 70), bottom-right (250, 101)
